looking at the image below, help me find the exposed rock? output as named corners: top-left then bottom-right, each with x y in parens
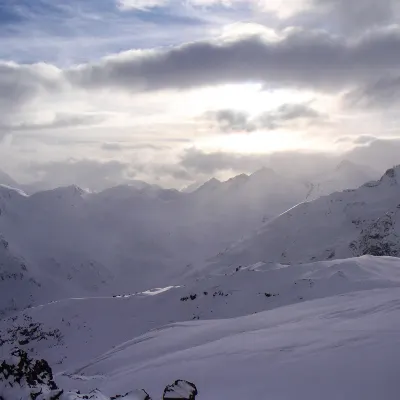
top-left (355, 213), bottom-right (400, 257)
top-left (0, 348), bottom-right (62, 399)
top-left (163, 380), bottom-right (198, 399)
top-left (1, 350), bottom-right (197, 400)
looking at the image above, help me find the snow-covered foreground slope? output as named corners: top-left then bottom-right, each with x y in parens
top-left (1, 256), bottom-right (400, 371)
top-left (203, 166), bottom-right (400, 275)
top-left (61, 287), bottom-right (400, 399)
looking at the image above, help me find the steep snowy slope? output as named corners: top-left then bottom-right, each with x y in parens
top-left (61, 287), bottom-right (400, 400)
top-left (186, 168), bottom-right (311, 243)
top-left (1, 255), bottom-right (400, 371)
top-left (203, 166), bottom-right (400, 274)
top-left (306, 160), bottom-right (379, 200)
top-left (0, 170), bottom-right (19, 189)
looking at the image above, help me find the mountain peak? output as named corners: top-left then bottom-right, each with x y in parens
top-left (195, 177), bottom-right (221, 193)
top-left (251, 166), bottom-right (276, 177)
top-left (335, 159), bottom-right (359, 172)
top-left (380, 165), bottom-right (400, 184)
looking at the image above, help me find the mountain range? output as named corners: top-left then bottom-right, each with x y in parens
top-left (0, 160), bottom-right (379, 316)
top-left (2, 161), bottom-right (400, 399)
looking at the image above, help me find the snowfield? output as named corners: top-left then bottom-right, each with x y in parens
top-left (2, 255), bottom-right (400, 399)
top-left (62, 287), bottom-right (400, 399)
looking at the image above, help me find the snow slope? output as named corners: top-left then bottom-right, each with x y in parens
top-left (62, 287), bottom-right (400, 399)
top-left (2, 255), bottom-right (400, 371)
top-left (202, 166), bottom-right (400, 275)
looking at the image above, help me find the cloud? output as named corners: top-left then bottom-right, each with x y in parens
top-left (180, 147), bottom-right (268, 173)
top-left (0, 62), bottom-right (64, 114)
top-left (29, 158), bottom-right (133, 191)
top-left (2, 113), bottom-right (105, 132)
top-left (179, 139), bottom-right (400, 181)
top-left (67, 27), bottom-right (400, 95)
top-left (313, 0), bottom-right (399, 32)
top-left (117, 0), bottom-right (311, 17)
top-left (117, 0), bottom-right (169, 11)
top-left (335, 135), bottom-right (377, 145)
top-left (257, 103), bottom-right (325, 129)
top-left (179, 147), bottom-right (342, 178)
top-left (345, 138), bottom-right (400, 172)
top-left (345, 75), bottom-right (400, 108)
top-left (101, 142), bottom-right (124, 151)
top-left (206, 109), bottom-right (256, 133)
top-left (206, 103), bottom-right (324, 133)
top-left (101, 142), bottom-right (169, 151)
top-left (3, 26), bottom-right (400, 117)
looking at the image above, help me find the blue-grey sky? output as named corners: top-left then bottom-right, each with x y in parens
top-left (1, 0), bottom-right (400, 189)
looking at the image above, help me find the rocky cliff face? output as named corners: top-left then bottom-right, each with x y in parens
top-left (353, 211), bottom-right (400, 257)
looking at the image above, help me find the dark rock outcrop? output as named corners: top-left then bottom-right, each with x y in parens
top-left (0, 348), bottom-right (62, 399)
top-left (163, 380), bottom-right (198, 399)
top-left (1, 350), bottom-right (197, 400)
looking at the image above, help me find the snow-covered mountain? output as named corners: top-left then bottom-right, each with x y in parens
top-left (2, 256), bottom-right (400, 399)
top-left (0, 162), bottom-right (391, 316)
top-left (0, 168), bottom-right (316, 316)
top-left (306, 159), bottom-right (379, 200)
top-left (2, 162), bottom-right (400, 398)
top-left (0, 170), bottom-right (19, 188)
top-left (201, 166), bottom-right (400, 275)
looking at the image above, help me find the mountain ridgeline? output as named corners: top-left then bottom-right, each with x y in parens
top-left (0, 161), bottom-right (376, 316)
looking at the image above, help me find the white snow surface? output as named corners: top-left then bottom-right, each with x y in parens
top-left (1, 256), bottom-right (400, 398)
top-left (61, 287), bottom-right (400, 399)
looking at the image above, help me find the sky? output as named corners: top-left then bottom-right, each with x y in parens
top-left (1, 0), bottom-right (400, 190)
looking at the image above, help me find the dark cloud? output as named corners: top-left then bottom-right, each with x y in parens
top-left (345, 75), bottom-right (400, 108)
top-left (67, 27), bottom-right (400, 94)
top-left (101, 142), bottom-right (124, 151)
top-left (0, 62), bottom-right (63, 113)
top-left (3, 26), bottom-right (400, 116)
top-left (2, 113), bottom-right (105, 132)
top-left (206, 103), bottom-right (324, 133)
top-left (257, 103), bottom-right (324, 129)
top-left (206, 109), bottom-right (256, 133)
top-left (314, 0), bottom-right (398, 33)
